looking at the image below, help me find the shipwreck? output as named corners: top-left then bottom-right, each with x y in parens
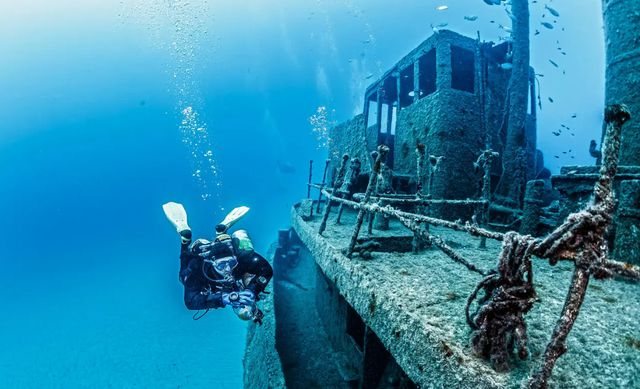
top-left (243, 3), bottom-right (640, 387)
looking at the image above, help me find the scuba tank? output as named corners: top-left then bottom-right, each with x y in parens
top-left (232, 229), bottom-right (254, 258)
top-left (213, 207), bottom-right (261, 321)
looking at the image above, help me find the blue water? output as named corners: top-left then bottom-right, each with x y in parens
top-left (0, 1), bottom-right (605, 387)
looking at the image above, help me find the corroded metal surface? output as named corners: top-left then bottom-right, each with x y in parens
top-left (291, 205), bottom-right (640, 388)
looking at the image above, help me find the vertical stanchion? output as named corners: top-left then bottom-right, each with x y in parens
top-left (479, 151), bottom-right (497, 248)
top-left (346, 145), bottom-right (389, 257)
top-left (319, 155), bottom-right (349, 236)
top-left (528, 105), bottom-right (629, 389)
top-left (307, 160), bottom-right (313, 199)
top-left (367, 151), bottom-right (381, 235)
top-left (411, 143), bottom-right (429, 253)
top-left (336, 158), bottom-right (361, 225)
top-left (367, 181), bottom-right (378, 235)
top-left (316, 159), bottom-right (331, 213)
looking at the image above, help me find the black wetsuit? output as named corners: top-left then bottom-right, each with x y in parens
top-left (178, 236), bottom-right (273, 310)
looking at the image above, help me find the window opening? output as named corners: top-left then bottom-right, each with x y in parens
top-left (451, 45), bottom-right (475, 93)
top-left (418, 49), bottom-right (437, 97)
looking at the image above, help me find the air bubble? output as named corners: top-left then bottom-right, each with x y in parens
top-left (309, 106), bottom-right (336, 151)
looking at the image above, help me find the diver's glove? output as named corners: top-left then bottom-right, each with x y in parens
top-left (221, 291), bottom-right (253, 307)
top-left (237, 290), bottom-right (255, 306)
top-left (221, 292), bottom-right (234, 307)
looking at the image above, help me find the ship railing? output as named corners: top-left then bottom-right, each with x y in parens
top-left (306, 105), bottom-right (640, 388)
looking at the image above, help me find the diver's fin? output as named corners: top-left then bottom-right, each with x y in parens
top-left (218, 206), bottom-right (250, 233)
top-left (162, 202), bottom-right (192, 243)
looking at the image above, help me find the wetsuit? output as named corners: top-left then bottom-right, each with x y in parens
top-left (178, 236), bottom-right (273, 311)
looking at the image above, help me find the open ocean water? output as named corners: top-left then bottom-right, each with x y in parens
top-left (0, 0), bottom-right (606, 387)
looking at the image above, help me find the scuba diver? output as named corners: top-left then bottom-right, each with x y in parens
top-left (162, 202), bottom-right (273, 324)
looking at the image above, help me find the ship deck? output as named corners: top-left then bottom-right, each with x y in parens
top-left (291, 203), bottom-right (640, 388)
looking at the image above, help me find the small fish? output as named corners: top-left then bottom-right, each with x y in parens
top-left (561, 51), bottom-right (567, 55)
top-left (541, 22), bottom-right (554, 29)
top-left (277, 160), bottom-right (296, 175)
top-left (545, 4), bottom-right (560, 17)
top-left (483, 0), bottom-right (501, 5)
top-left (535, 30), bottom-right (541, 36)
top-left (505, 52), bottom-right (514, 62)
top-left (499, 24), bottom-right (513, 33)
top-left (431, 23), bottom-right (447, 32)
top-left (561, 124), bottom-right (567, 128)
top-left (365, 74), bottom-right (374, 79)
top-left (571, 113), bottom-right (577, 118)
top-left (464, 15), bottom-right (478, 21)
top-left (552, 131), bottom-right (561, 136)
top-left (505, 8), bottom-right (516, 21)
top-left (435, 22), bottom-right (449, 28)
top-left (408, 91), bottom-right (416, 97)
top-left (435, 5), bottom-right (448, 11)
top-left (499, 62), bottom-right (513, 70)
top-left (562, 151), bottom-right (567, 154)
top-left (548, 97), bottom-right (554, 103)
top-left (571, 156), bottom-right (575, 159)
top-left (549, 59), bottom-right (559, 67)
top-left (554, 155), bottom-right (560, 159)
top-left (536, 73), bottom-right (545, 77)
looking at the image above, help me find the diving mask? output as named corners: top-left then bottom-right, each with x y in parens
top-left (211, 255), bottom-right (238, 276)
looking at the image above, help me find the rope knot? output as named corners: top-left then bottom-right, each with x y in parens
top-left (466, 231), bottom-right (537, 371)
